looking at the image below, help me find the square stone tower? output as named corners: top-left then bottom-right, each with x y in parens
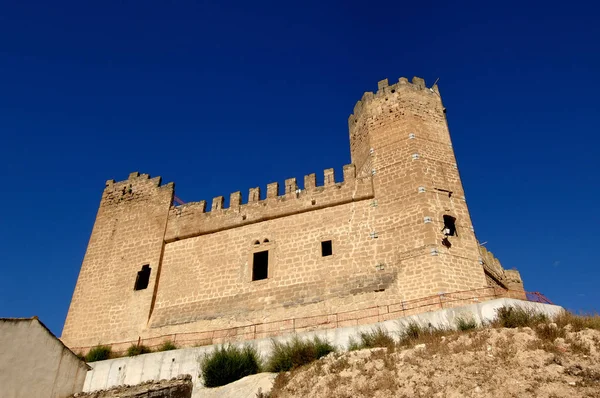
top-left (348, 77), bottom-right (487, 295)
top-left (61, 76), bottom-right (523, 353)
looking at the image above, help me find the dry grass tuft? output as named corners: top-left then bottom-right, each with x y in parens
top-left (490, 305), bottom-right (548, 328)
top-left (535, 323), bottom-right (566, 342)
top-left (397, 321), bottom-right (455, 355)
top-left (456, 316), bottom-right (478, 331)
top-left (554, 311), bottom-right (600, 332)
top-left (348, 326), bottom-right (396, 351)
top-left (266, 336), bottom-right (335, 373)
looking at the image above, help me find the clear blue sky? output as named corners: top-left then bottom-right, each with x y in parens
top-left (1, 1), bottom-right (598, 336)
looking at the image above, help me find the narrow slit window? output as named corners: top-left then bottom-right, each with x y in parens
top-left (252, 250), bottom-right (269, 281)
top-left (321, 240), bottom-right (333, 257)
top-left (134, 265), bottom-right (151, 291)
top-left (442, 215), bottom-right (458, 237)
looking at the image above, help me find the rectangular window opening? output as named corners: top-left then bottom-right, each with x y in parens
top-left (442, 215), bottom-right (458, 237)
top-left (134, 265), bottom-right (151, 291)
top-left (321, 240), bottom-right (333, 257)
top-left (252, 250), bottom-right (269, 281)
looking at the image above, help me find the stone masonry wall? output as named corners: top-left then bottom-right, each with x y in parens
top-left (62, 76), bottom-right (524, 353)
top-left (349, 77), bottom-right (488, 297)
top-left (62, 174), bottom-right (174, 346)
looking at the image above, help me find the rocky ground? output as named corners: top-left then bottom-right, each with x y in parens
top-left (71, 375), bottom-right (193, 398)
top-left (266, 326), bottom-right (600, 398)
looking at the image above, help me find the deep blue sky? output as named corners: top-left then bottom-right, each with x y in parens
top-left (1, 1), bottom-right (598, 336)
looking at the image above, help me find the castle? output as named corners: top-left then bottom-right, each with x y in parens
top-left (61, 76), bottom-right (525, 353)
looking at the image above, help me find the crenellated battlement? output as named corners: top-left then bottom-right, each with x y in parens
top-left (348, 76), bottom-right (440, 128)
top-left (164, 164), bottom-right (373, 242)
top-left (101, 172), bottom-right (173, 207)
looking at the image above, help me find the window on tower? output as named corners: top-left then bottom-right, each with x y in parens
top-left (134, 265), bottom-right (151, 291)
top-left (442, 215), bottom-right (457, 237)
top-left (321, 240), bottom-right (333, 257)
top-left (252, 251), bottom-right (269, 281)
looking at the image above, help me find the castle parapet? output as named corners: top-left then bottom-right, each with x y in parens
top-left (479, 245), bottom-right (524, 291)
top-left (101, 172), bottom-right (173, 208)
top-left (164, 164), bottom-right (373, 242)
top-left (479, 245), bottom-right (505, 282)
top-left (348, 76), bottom-right (440, 128)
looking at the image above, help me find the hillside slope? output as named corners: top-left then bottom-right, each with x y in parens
top-left (267, 326), bottom-right (600, 398)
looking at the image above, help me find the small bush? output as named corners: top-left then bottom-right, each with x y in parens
top-left (397, 321), bottom-right (455, 352)
top-left (266, 336), bottom-right (335, 372)
top-left (85, 345), bottom-right (112, 362)
top-left (535, 323), bottom-right (565, 342)
top-left (126, 344), bottom-right (152, 356)
top-left (157, 340), bottom-right (178, 352)
top-left (348, 337), bottom-right (361, 351)
top-left (493, 306), bottom-right (548, 328)
top-left (201, 344), bottom-right (261, 387)
top-left (350, 326), bottom-right (395, 350)
top-left (456, 316), bottom-right (478, 331)
top-left (399, 321), bottom-right (425, 343)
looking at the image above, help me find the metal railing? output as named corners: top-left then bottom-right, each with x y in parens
top-left (72, 287), bottom-right (552, 353)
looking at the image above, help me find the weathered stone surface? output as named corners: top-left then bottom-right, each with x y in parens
top-left (72, 375), bottom-right (192, 398)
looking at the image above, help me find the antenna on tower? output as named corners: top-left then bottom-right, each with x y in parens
top-left (429, 78), bottom-right (441, 96)
top-left (432, 77), bottom-right (440, 86)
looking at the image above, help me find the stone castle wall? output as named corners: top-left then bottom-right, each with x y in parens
top-left (61, 76), bottom-right (523, 352)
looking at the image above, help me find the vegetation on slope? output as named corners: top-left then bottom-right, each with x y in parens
top-left (261, 308), bottom-right (600, 398)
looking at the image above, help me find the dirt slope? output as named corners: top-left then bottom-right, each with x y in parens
top-left (268, 327), bottom-right (600, 398)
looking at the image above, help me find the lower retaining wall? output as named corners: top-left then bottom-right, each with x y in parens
top-left (83, 298), bottom-right (562, 397)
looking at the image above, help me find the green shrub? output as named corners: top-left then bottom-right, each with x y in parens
top-left (157, 340), bottom-right (178, 352)
top-left (397, 321), bottom-right (454, 348)
top-left (266, 336), bottom-right (335, 372)
top-left (348, 337), bottom-right (361, 351)
top-left (493, 306), bottom-right (548, 328)
top-left (456, 316), bottom-right (478, 331)
top-left (350, 326), bottom-right (395, 350)
top-left (400, 321), bottom-right (425, 342)
top-left (85, 345), bottom-right (112, 362)
top-left (126, 344), bottom-right (152, 356)
top-left (201, 344), bottom-right (262, 387)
